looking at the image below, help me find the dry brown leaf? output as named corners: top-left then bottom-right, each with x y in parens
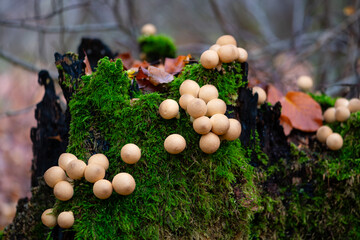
top-left (116, 52), bottom-right (134, 70)
top-left (280, 91), bottom-right (323, 133)
top-left (83, 52), bottom-right (92, 76)
top-left (164, 55), bottom-right (189, 75)
top-left (147, 66), bottom-right (174, 86)
top-left (280, 115), bottom-right (293, 136)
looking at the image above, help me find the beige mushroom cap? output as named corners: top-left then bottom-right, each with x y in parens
top-left (57, 211), bottom-right (75, 229)
top-left (252, 86), bottom-right (267, 105)
top-left (200, 50), bottom-right (220, 69)
top-left (326, 133), bottom-right (343, 151)
top-left (210, 114), bottom-right (230, 135)
top-left (316, 125), bottom-right (333, 143)
top-left (112, 173), bottom-right (136, 195)
top-left (58, 153), bottom-right (77, 170)
top-left (217, 45), bottom-right (239, 63)
top-left (66, 160), bottom-right (87, 180)
top-left (199, 132), bottom-right (221, 154)
top-left (187, 98), bottom-right (207, 119)
top-left (193, 116), bottom-right (212, 135)
top-left (159, 99), bottom-right (179, 119)
top-left (237, 48), bottom-right (248, 63)
top-left (198, 85), bottom-right (219, 104)
top-left (334, 98), bottom-right (349, 108)
top-left (297, 76), bottom-right (313, 91)
top-left (53, 181), bottom-right (74, 201)
top-left (206, 98), bottom-right (227, 117)
top-left (93, 179), bottom-right (113, 199)
top-left (164, 134), bottom-right (186, 154)
top-left (41, 208), bottom-right (57, 228)
top-left (216, 35), bottom-right (237, 46)
top-left (84, 164), bottom-right (106, 183)
top-left (335, 106), bottom-right (350, 122)
top-left (179, 80), bottom-right (200, 97)
top-left (44, 166), bottom-right (67, 188)
top-left (121, 143), bottom-right (141, 164)
top-left (222, 119), bottom-right (242, 141)
top-left (348, 98), bottom-right (360, 112)
top-left (323, 107), bottom-right (336, 123)
top-left (141, 23), bottom-right (157, 35)
top-left (88, 154), bottom-right (109, 170)
top-left (179, 94), bottom-right (195, 110)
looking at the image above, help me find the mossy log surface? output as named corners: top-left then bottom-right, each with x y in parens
top-left (3, 52), bottom-right (360, 239)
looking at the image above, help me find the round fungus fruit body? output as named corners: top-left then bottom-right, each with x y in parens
top-left (206, 98), bottom-right (227, 116)
top-left (237, 48), bottom-right (248, 63)
top-left (334, 98), bottom-right (349, 108)
top-left (209, 44), bottom-right (221, 52)
top-left (112, 173), bottom-right (136, 195)
top-left (58, 153), bottom-right (77, 170)
top-left (222, 119), bottom-right (242, 141)
top-left (323, 107), bottom-right (336, 123)
top-left (57, 211), bottom-right (74, 229)
top-left (41, 208), bottom-right (57, 228)
top-left (141, 23), bottom-right (157, 35)
top-left (210, 114), bottom-right (230, 135)
top-left (88, 154), bottom-right (109, 170)
top-left (216, 35), bottom-right (237, 46)
top-left (335, 106), bottom-right (350, 122)
top-left (252, 86), bottom-right (267, 105)
top-left (179, 79), bottom-right (200, 97)
top-left (200, 50), bottom-right (219, 69)
top-left (53, 181), bottom-right (74, 201)
top-left (159, 99), bottom-right (179, 119)
top-left (164, 134), bottom-right (186, 154)
top-left (198, 85), bottom-right (219, 104)
top-left (121, 143), bottom-right (141, 164)
top-left (217, 45), bottom-right (239, 63)
top-left (93, 179), bottom-right (113, 199)
top-left (84, 164), bottom-right (106, 183)
top-left (348, 98), bottom-right (360, 112)
top-left (187, 98), bottom-right (207, 119)
top-left (193, 116), bottom-right (212, 135)
top-left (44, 166), bottom-right (67, 188)
top-left (179, 94), bottom-right (195, 110)
top-left (326, 133), bottom-right (343, 151)
top-left (297, 76), bottom-right (313, 91)
top-left (66, 160), bottom-right (87, 180)
top-left (199, 132), bottom-right (221, 154)
top-left (316, 126), bottom-right (333, 143)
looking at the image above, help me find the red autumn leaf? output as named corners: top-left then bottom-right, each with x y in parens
top-left (131, 60), bottom-right (149, 69)
top-left (164, 55), bottom-right (189, 75)
top-left (83, 52), bottom-right (92, 76)
top-left (147, 66), bottom-right (174, 86)
top-left (280, 91), bottom-right (323, 132)
top-left (279, 115), bottom-right (293, 136)
top-left (267, 84), bottom-right (284, 105)
top-left (135, 67), bottom-right (162, 92)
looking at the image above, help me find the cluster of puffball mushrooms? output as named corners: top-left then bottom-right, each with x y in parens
top-left (159, 80), bottom-right (242, 154)
top-left (41, 145), bottom-right (141, 228)
top-left (316, 97), bottom-right (360, 150)
top-left (200, 35), bottom-right (248, 70)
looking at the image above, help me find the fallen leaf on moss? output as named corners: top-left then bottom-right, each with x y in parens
top-left (135, 67), bottom-right (161, 92)
top-left (280, 91), bottom-right (322, 133)
top-left (147, 66), bottom-right (174, 86)
top-left (164, 55), bottom-right (191, 75)
top-left (116, 52), bottom-right (134, 70)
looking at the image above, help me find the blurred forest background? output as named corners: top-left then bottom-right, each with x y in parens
top-left (0, 0), bottom-right (359, 230)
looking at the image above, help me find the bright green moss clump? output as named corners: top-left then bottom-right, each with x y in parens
top-left (138, 34), bottom-right (176, 62)
top-left (55, 57), bottom-right (259, 239)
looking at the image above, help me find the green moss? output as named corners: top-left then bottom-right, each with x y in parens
top-left (54, 57), bottom-right (259, 239)
top-left (309, 92), bottom-right (336, 111)
top-left (138, 34), bottom-right (176, 62)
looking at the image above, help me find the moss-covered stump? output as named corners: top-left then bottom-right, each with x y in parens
top-left (54, 57), bottom-right (259, 239)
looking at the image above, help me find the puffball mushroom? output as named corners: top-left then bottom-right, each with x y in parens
top-left (58, 153), bottom-right (77, 170)
top-left (200, 50), bottom-right (220, 69)
top-left (206, 98), bottom-right (227, 116)
top-left (193, 116), bottom-right (212, 135)
top-left (323, 107), bottom-right (336, 123)
top-left (41, 208), bottom-right (57, 228)
top-left (209, 44), bottom-right (221, 52)
top-left (297, 75), bottom-right (313, 91)
top-left (66, 160), bottom-right (87, 180)
top-left (210, 114), bottom-right (230, 135)
top-left (316, 126), bottom-right (333, 143)
top-left (216, 35), bottom-right (237, 46)
top-left (159, 99), bottom-right (179, 119)
top-left (199, 132), bottom-right (221, 154)
top-left (179, 94), bottom-right (195, 110)
top-left (84, 164), bottom-right (106, 183)
top-left (88, 153), bottom-right (109, 170)
top-left (187, 98), bottom-right (207, 119)
top-left (237, 48), bottom-right (248, 63)
top-left (164, 134), bottom-right (186, 154)
top-left (44, 166), bottom-right (67, 188)
top-left (57, 211), bottom-right (74, 229)
top-left (54, 181), bottom-right (74, 201)
top-left (141, 23), bottom-right (157, 35)
top-left (112, 173), bottom-right (136, 195)
top-left (198, 85), bottom-right (219, 104)
top-left (348, 98), bottom-right (360, 112)
top-left (93, 179), bottom-right (113, 199)
top-left (334, 98), bottom-right (349, 108)
top-left (335, 106), bottom-right (350, 122)
top-left (179, 80), bottom-right (200, 97)
top-left (121, 143), bottom-right (141, 164)
top-left (217, 45), bottom-right (239, 63)
top-left (252, 86), bottom-right (267, 105)
top-left (326, 133), bottom-right (343, 151)
top-left (222, 119), bottom-right (242, 141)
